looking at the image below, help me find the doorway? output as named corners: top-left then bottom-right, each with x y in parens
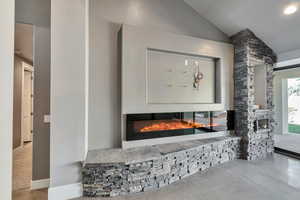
top-left (12, 23), bottom-right (34, 195)
top-left (23, 66), bottom-right (34, 143)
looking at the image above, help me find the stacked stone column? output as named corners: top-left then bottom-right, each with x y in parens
top-left (231, 29), bottom-right (277, 160)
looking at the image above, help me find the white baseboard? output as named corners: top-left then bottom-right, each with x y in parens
top-left (48, 183), bottom-right (82, 200)
top-left (31, 178), bottom-right (50, 190)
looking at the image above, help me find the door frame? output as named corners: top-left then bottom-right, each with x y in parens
top-left (275, 58), bottom-right (300, 135)
top-left (22, 62), bottom-right (34, 143)
top-left (282, 78), bottom-right (288, 134)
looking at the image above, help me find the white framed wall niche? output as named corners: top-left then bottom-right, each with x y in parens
top-left (121, 24), bottom-right (234, 148)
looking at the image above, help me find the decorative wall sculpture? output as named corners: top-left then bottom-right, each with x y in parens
top-left (147, 49), bottom-right (215, 104)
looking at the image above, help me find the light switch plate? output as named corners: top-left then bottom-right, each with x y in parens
top-left (44, 115), bottom-right (51, 123)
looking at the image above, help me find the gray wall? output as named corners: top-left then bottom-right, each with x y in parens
top-left (88, 0), bottom-right (230, 150)
top-left (278, 48), bottom-right (300, 62)
top-left (15, 0), bottom-right (51, 180)
top-left (0, 0), bottom-right (14, 199)
top-left (50, 0), bottom-right (87, 188)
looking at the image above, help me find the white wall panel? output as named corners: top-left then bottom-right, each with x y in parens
top-left (121, 25), bottom-right (234, 114)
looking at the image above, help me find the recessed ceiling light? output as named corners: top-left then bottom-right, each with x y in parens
top-left (284, 5), bottom-right (298, 15)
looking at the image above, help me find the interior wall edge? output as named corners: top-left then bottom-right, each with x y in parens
top-left (0, 0), bottom-right (15, 199)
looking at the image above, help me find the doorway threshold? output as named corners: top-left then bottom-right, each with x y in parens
top-left (275, 147), bottom-right (300, 160)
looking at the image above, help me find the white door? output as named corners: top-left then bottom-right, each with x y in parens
top-left (23, 70), bottom-right (33, 142)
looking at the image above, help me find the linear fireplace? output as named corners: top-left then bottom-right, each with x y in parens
top-left (126, 111), bottom-right (232, 141)
top-left (120, 25), bottom-right (234, 148)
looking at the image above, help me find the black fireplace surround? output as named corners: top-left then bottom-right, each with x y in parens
top-left (126, 111), bottom-right (234, 141)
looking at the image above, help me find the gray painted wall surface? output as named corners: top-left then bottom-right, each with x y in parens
top-left (15, 0), bottom-right (51, 181)
top-left (50, 0), bottom-right (86, 187)
top-left (0, 0), bottom-right (14, 199)
top-left (89, 0), bottom-right (230, 150)
top-left (278, 48), bottom-right (300, 62)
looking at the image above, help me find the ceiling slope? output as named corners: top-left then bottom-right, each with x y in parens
top-left (185, 0), bottom-right (300, 54)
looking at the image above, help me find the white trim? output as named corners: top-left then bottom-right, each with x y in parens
top-left (31, 178), bottom-right (50, 190)
top-left (282, 79), bottom-right (289, 135)
top-left (275, 57), bottom-right (300, 135)
top-left (48, 183), bottom-right (82, 200)
top-left (276, 58), bottom-right (300, 68)
top-left (122, 131), bottom-right (227, 149)
top-left (84, 0), bottom-right (90, 160)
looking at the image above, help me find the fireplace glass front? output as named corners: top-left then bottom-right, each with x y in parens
top-left (254, 118), bottom-right (270, 133)
top-left (126, 111), bottom-right (231, 141)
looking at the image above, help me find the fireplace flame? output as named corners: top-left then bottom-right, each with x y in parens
top-left (140, 120), bottom-right (220, 133)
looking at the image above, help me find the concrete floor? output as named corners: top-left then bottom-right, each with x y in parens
top-left (76, 154), bottom-right (300, 200)
top-left (12, 144), bottom-right (300, 200)
top-left (274, 134), bottom-right (300, 154)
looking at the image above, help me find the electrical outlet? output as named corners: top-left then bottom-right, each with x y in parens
top-left (44, 115), bottom-right (51, 123)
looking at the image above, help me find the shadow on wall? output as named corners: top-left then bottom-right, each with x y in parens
top-left (89, 21), bottom-right (122, 150)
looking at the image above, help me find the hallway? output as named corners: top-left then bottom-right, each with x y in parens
top-left (12, 142), bottom-right (48, 200)
top-left (13, 142), bottom-right (32, 191)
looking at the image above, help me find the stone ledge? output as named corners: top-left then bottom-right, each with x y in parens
top-left (84, 136), bottom-right (240, 165)
top-left (83, 136), bottom-right (241, 197)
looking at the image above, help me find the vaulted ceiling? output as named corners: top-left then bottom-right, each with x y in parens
top-left (185, 0), bottom-right (300, 54)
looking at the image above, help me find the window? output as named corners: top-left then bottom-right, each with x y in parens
top-left (288, 78), bottom-right (300, 134)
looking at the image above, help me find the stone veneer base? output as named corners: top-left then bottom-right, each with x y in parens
top-left (82, 136), bottom-right (241, 197)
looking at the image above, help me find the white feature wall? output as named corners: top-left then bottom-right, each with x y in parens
top-left (88, 0), bottom-right (230, 151)
top-left (121, 25), bottom-right (233, 114)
